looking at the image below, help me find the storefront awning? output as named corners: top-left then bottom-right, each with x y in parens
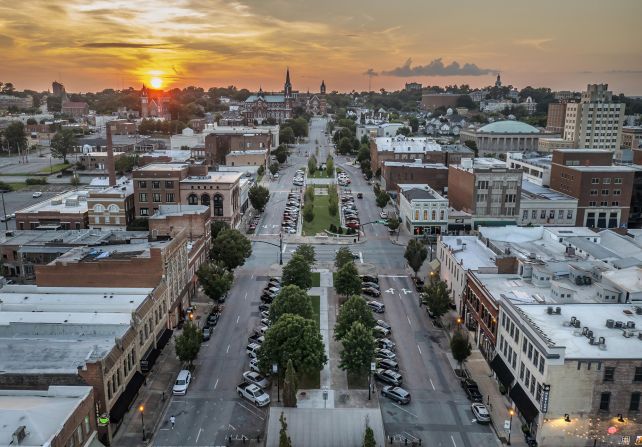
top-left (109, 372), bottom-right (145, 424)
top-left (490, 354), bottom-right (515, 388)
top-left (140, 345), bottom-right (161, 372)
top-left (157, 329), bottom-right (173, 350)
top-left (509, 383), bottom-right (539, 423)
top-left (429, 259), bottom-right (440, 271)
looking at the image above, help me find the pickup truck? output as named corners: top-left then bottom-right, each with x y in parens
top-left (237, 381), bottom-right (271, 407)
top-left (248, 333), bottom-right (265, 344)
top-left (461, 378), bottom-right (483, 403)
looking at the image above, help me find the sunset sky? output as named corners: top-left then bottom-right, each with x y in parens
top-left (1, 0), bottom-right (641, 94)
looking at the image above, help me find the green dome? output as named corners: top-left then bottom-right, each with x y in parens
top-left (478, 120), bottom-right (540, 134)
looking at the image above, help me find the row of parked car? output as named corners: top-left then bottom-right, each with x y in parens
top-left (341, 193), bottom-right (360, 230)
top-left (282, 190), bottom-right (301, 234)
top-left (246, 212), bottom-right (262, 234)
top-left (337, 171), bottom-right (351, 187)
top-left (293, 169), bottom-right (305, 187)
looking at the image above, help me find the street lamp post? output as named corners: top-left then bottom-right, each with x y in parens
top-left (273, 363), bottom-right (279, 403)
top-left (507, 407), bottom-right (514, 445)
top-left (139, 404), bottom-right (146, 441)
top-left (0, 190), bottom-right (8, 231)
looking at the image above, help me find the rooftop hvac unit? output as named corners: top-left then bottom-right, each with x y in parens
top-left (574, 319), bottom-right (581, 328)
top-left (547, 306), bottom-right (554, 315)
top-left (606, 319), bottom-right (614, 328)
top-left (570, 316), bottom-right (577, 326)
top-left (623, 330), bottom-right (634, 338)
top-left (598, 336), bottom-right (606, 345)
top-left (615, 321), bottom-right (624, 329)
top-left (587, 330), bottom-right (593, 339)
top-left (555, 307), bottom-right (561, 315)
top-left (638, 333), bottom-right (642, 340)
top-left (589, 336), bottom-right (595, 345)
top-left (635, 306), bottom-right (642, 315)
top-left (627, 321), bottom-right (636, 329)
top-left (582, 327), bottom-right (589, 336)
top-left (12, 426), bottom-right (27, 445)
top-left (575, 276), bottom-right (583, 285)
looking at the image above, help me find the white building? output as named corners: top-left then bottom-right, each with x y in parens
top-left (519, 96), bottom-right (538, 114)
top-left (170, 124), bottom-right (280, 151)
top-left (398, 184), bottom-right (448, 236)
top-left (563, 84), bottom-right (625, 154)
top-left (506, 152), bottom-right (552, 186)
top-left (518, 180), bottom-right (578, 227)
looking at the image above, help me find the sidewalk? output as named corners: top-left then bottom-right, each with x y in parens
top-left (466, 350), bottom-right (528, 446)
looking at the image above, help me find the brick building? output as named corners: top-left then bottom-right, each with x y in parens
top-left (420, 93), bottom-right (461, 110)
top-left (549, 149), bottom-right (635, 228)
top-left (62, 101), bottom-right (89, 118)
top-left (88, 179), bottom-right (136, 230)
top-left (79, 151), bottom-right (126, 171)
top-left (545, 102), bottom-right (567, 134)
top-left (622, 126), bottom-right (642, 150)
top-left (180, 171), bottom-right (243, 226)
top-left (225, 149), bottom-right (268, 167)
top-left (381, 161), bottom-right (448, 194)
top-left (203, 132), bottom-right (271, 166)
top-left (16, 190), bottom-right (90, 230)
top-left (448, 158), bottom-right (523, 228)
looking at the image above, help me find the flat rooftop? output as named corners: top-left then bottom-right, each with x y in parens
top-left (514, 303), bottom-right (642, 359)
top-left (136, 162), bottom-right (188, 172)
top-left (383, 161), bottom-right (447, 169)
top-left (521, 180), bottom-right (576, 202)
top-left (49, 240), bottom-right (170, 264)
top-left (16, 190), bottom-right (89, 215)
top-left (90, 179), bottom-right (134, 196)
top-left (227, 149), bottom-right (267, 155)
top-left (0, 386), bottom-right (94, 447)
top-left (440, 236), bottom-right (497, 271)
top-left (0, 229), bottom-right (148, 247)
top-left (180, 171), bottom-right (243, 183)
top-left (375, 136), bottom-right (441, 153)
top-left (569, 165), bottom-right (637, 172)
top-left (150, 204), bottom-right (209, 218)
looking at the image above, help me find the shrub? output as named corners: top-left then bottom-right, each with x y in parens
top-left (26, 177), bottom-right (47, 185)
top-left (303, 203), bottom-right (314, 222)
top-left (329, 224), bottom-right (337, 233)
top-left (337, 226), bottom-right (343, 234)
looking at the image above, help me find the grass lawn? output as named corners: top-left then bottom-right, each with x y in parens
top-left (311, 272), bottom-right (321, 287)
top-left (302, 191), bottom-right (340, 236)
top-left (299, 294), bottom-right (322, 389)
top-left (347, 372), bottom-right (369, 389)
top-left (6, 182), bottom-right (27, 191)
top-left (39, 163), bottom-right (69, 174)
top-left (308, 169), bottom-right (333, 179)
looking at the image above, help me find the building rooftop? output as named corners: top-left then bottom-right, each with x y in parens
top-left (245, 94), bottom-right (285, 103)
top-left (135, 162), bottom-right (188, 172)
top-left (49, 241), bottom-right (170, 264)
top-left (89, 178), bottom-right (134, 196)
top-left (375, 136), bottom-right (441, 153)
top-left (521, 180), bottom-right (576, 202)
top-left (440, 236), bottom-right (497, 271)
top-left (16, 190), bottom-right (89, 215)
top-left (143, 150), bottom-right (194, 162)
top-left (567, 165), bottom-right (637, 172)
top-left (383, 161), bottom-right (447, 169)
top-left (0, 229), bottom-right (148, 247)
top-left (513, 303), bottom-right (642, 359)
top-left (477, 120), bottom-right (540, 134)
top-left (0, 386), bottom-right (95, 447)
top-left (601, 267), bottom-right (642, 294)
top-left (401, 186), bottom-right (445, 201)
top-left (507, 152), bottom-right (552, 170)
top-left (149, 204), bottom-right (210, 218)
top-left (180, 171), bottom-right (243, 183)
top-left (227, 149), bottom-right (267, 155)
top-left (554, 148), bottom-right (613, 153)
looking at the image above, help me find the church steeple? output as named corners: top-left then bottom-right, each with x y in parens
top-left (320, 80), bottom-right (326, 95)
top-left (284, 67), bottom-right (292, 98)
top-left (495, 73), bottom-right (502, 88)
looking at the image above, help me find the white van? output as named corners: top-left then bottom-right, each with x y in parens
top-left (246, 342), bottom-right (261, 358)
top-left (172, 369), bottom-right (192, 395)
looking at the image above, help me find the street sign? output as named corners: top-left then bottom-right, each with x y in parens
top-left (272, 363), bottom-right (278, 374)
top-left (541, 384), bottom-right (551, 413)
top-left (504, 420), bottom-right (511, 431)
top-left (371, 362), bottom-right (376, 371)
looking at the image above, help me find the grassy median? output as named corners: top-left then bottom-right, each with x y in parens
top-left (302, 186), bottom-right (340, 236)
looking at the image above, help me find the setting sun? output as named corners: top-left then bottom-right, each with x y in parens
top-left (150, 77), bottom-right (163, 89)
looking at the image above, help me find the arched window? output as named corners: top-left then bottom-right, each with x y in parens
top-left (108, 204), bottom-right (119, 213)
top-left (432, 210), bottom-right (436, 221)
top-left (94, 204), bottom-right (105, 213)
top-left (187, 194), bottom-right (198, 205)
top-left (414, 210), bottom-right (419, 220)
top-left (423, 210), bottom-right (428, 221)
top-left (201, 194), bottom-right (210, 206)
top-left (213, 194), bottom-right (224, 216)
top-left (440, 210), bottom-right (445, 220)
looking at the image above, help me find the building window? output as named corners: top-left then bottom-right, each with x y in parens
top-left (213, 194), bottom-right (224, 216)
top-left (431, 210), bottom-right (436, 221)
top-left (531, 210), bottom-right (537, 219)
top-left (591, 178), bottom-right (599, 184)
top-left (540, 210), bottom-right (546, 219)
top-left (590, 190), bottom-right (598, 196)
top-left (138, 181), bottom-right (147, 188)
top-left (614, 178), bottom-right (622, 184)
top-left (611, 201), bottom-right (619, 207)
top-left (613, 189), bottom-right (621, 196)
top-left (528, 343), bottom-right (533, 360)
top-left (523, 339), bottom-right (528, 353)
top-left (634, 367), bottom-right (642, 382)
top-left (153, 193), bottom-right (161, 202)
top-left (166, 193), bottom-right (175, 202)
top-left (539, 358), bottom-right (545, 374)
top-left (165, 181), bottom-right (174, 188)
top-left (522, 210), bottom-right (528, 220)
top-left (599, 392), bottom-right (611, 411)
top-left (601, 189), bottom-right (609, 195)
top-left (631, 392), bottom-right (641, 411)
top-left (423, 210), bottom-right (428, 221)
top-left (140, 208), bottom-right (149, 216)
top-left (84, 415), bottom-right (90, 435)
top-left (139, 193), bottom-right (147, 202)
top-left (188, 194), bottom-right (198, 205)
top-left (603, 178), bottom-right (611, 184)
top-left (520, 362), bottom-right (525, 380)
top-left (152, 181), bottom-right (160, 189)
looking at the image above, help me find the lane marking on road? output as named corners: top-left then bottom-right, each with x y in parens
top-left (213, 378), bottom-right (219, 390)
top-left (391, 403), bottom-right (418, 418)
top-left (251, 274), bottom-right (254, 279)
top-left (407, 316), bottom-right (412, 327)
top-left (229, 424), bottom-right (236, 431)
top-left (451, 435), bottom-right (457, 447)
top-left (236, 315), bottom-right (240, 324)
top-left (244, 292), bottom-right (247, 301)
top-left (282, 243), bottom-right (287, 254)
top-left (196, 428), bottom-right (203, 443)
top-left (226, 344), bottom-right (230, 354)
top-left (236, 402), bottom-right (266, 420)
top-left (430, 378), bottom-right (436, 391)
top-left (417, 344), bottom-right (422, 355)
top-left (379, 275), bottom-right (408, 278)
top-left (359, 251), bottom-right (363, 264)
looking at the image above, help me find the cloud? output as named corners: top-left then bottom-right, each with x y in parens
top-left (382, 58), bottom-right (495, 77)
top-left (82, 42), bottom-right (172, 49)
top-left (514, 38), bottom-right (553, 50)
top-left (363, 68), bottom-right (378, 77)
top-left (0, 35), bottom-right (14, 47)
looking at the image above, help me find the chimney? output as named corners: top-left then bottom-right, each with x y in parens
top-left (106, 122), bottom-right (117, 187)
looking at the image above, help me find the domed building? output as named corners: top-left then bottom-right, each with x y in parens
top-left (460, 120), bottom-right (556, 155)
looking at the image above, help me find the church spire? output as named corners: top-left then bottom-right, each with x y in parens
top-left (320, 80), bottom-right (326, 95)
top-left (284, 67), bottom-right (292, 98)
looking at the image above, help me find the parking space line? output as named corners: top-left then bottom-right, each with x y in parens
top-left (359, 251), bottom-right (363, 264)
top-left (226, 344), bottom-right (230, 354)
top-left (450, 435), bottom-right (457, 447)
top-left (244, 292), bottom-right (247, 301)
top-left (417, 344), bottom-right (422, 355)
top-left (407, 316), bottom-right (412, 327)
top-left (430, 378), bottom-right (436, 390)
top-left (213, 378), bottom-right (219, 390)
top-left (391, 403), bottom-right (418, 418)
top-left (282, 243), bottom-right (287, 254)
top-left (236, 402), bottom-right (266, 420)
top-left (196, 427), bottom-right (203, 443)
top-left (236, 315), bottom-right (240, 324)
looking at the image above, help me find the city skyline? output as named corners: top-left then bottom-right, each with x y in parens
top-left (1, 0), bottom-right (641, 94)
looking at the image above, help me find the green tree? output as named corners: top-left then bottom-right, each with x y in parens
top-left (293, 244), bottom-right (316, 264)
top-left (422, 279), bottom-right (451, 318)
top-left (3, 121), bottom-right (27, 154)
top-left (327, 184), bottom-right (338, 216)
top-left (307, 155), bottom-right (317, 175)
top-left (248, 185), bottom-right (270, 211)
top-left (334, 247), bottom-right (354, 270)
top-left (404, 239), bottom-right (428, 278)
top-left (70, 175), bottom-right (81, 186)
top-left (334, 295), bottom-right (375, 340)
top-left (334, 262), bottom-right (362, 297)
top-left (257, 164), bottom-right (265, 176)
top-left (338, 136), bottom-right (353, 154)
top-left (303, 202), bottom-right (314, 222)
top-left (175, 322), bottom-right (202, 368)
top-left (197, 261), bottom-right (233, 303)
top-left (269, 162), bottom-right (280, 176)
top-left (276, 150), bottom-right (288, 164)
top-left (50, 128), bottom-right (77, 163)
top-left (375, 191), bottom-right (390, 211)
top-left (258, 314), bottom-right (327, 375)
top-left (450, 330), bottom-right (472, 368)
top-left (279, 412), bottom-right (293, 446)
top-left (282, 254), bottom-right (312, 290)
top-left (304, 185), bottom-right (315, 203)
top-left (387, 216), bottom-right (400, 233)
top-left (363, 425), bottom-right (376, 447)
top-left (396, 126), bottom-right (411, 136)
top-left (280, 126), bottom-right (295, 144)
top-left (282, 359), bottom-right (298, 408)
top-left (269, 285), bottom-right (314, 323)
top-left (114, 154), bottom-right (138, 174)
top-left (357, 145), bottom-right (370, 163)
top-left (210, 221), bottom-right (229, 240)
top-left (326, 155), bottom-right (334, 176)
top-left (408, 116), bottom-right (419, 133)
top-left (210, 228), bottom-right (252, 270)
top-left (463, 140), bottom-right (478, 157)
top-left (339, 321), bottom-right (375, 376)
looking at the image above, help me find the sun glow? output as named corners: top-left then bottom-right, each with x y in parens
top-left (150, 77), bottom-right (163, 89)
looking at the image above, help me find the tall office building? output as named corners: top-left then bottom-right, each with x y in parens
top-left (563, 84), bottom-right (625, 153)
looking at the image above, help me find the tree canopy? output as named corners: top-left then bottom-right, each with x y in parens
top-left (210, 221), bottom-right (229, 240)
top-left (422, 279), bottom-right (451, 318)
top-left (282, 360), bottom-right (298, 409)
top-left (334, 262), bottom-right (362, 297)
top-left (248, 185), bottom-right (270, 211)
top-left (269, 285), bottom-right (314, 323)
top-left (334, 295), bottom-right (375, 340)
top-left (50, 128), bottom-right (77, 163)
top-left (197, 261), bottom-right (233, 303)
top-left (335, 247), bottom-right (354, 270)
top-left (175, 322), bottom-right (202, 367)
top-left (293, 244), bottom-right (316, 265)
top-left (450, 330), bottom-right (472, 367)
top-left (404, 239), bottom-right (428, 277)
top-left (210, 228), bottom-right (252, 270)
top-left (375, 191), bottom-right (390, 210)
top-left (282, 254), bottom-right (312, 290)
top-left (339, 321), bottom-right (375, 376)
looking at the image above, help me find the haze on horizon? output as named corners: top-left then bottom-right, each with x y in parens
top-left (1, 0), bottom-right (641, 95)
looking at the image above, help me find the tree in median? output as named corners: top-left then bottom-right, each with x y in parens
top-left (210, 228), bottom-right (252, 270)
top-left (50, 128), bottom-right (77, 163)
top-left (450, 330), bottom-right (472, 369)
top-left (339, 321), bottom-right (375, 376)
top-left (269, 162), bottom-right (280, 176)
top-left (3, 121), bottom-right (27, 153)
top-left (248, 185), bottom-right (270, 211)
top-left (363, 424), bottom-right (376, 447)
top-left (282, 359), bottom-right (298, 408)
top-left (422, 279), bottom-right (451, 319)
top-left (334, 247), bottom-right (354, 270)
top-left (279, 412), bottom-right (293, 446)
top-left (258, 314), bottom-right (327, 376)
top-left (257, 164), bottom-right (265, 176)
top-left (269, 285), bottom-right (314, 323)
top-left (282, 254), bottom-right (312, 290)
top-left (375, 190), bottom-right (390, 211)
top-left (334, 295), bottom-right (375, 340)
top-left (175, 322), bottom-right (202, 368)
top-left (293, 244), bottom-right (315, 264)
top-left (307, 155), bottom-right (317, 175)
top-left (334, 262), bottom-right (362, 298)
top-left (387, 216), bottom-right (400, 233)
top-left (326, 155), bottom-right (334, 176)
top-left (303, 202), bottom-right (314, 222)
top-left (197, 261), bottom-right (233, 303)
top-left (404, 239), bottom-right (428, 278)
